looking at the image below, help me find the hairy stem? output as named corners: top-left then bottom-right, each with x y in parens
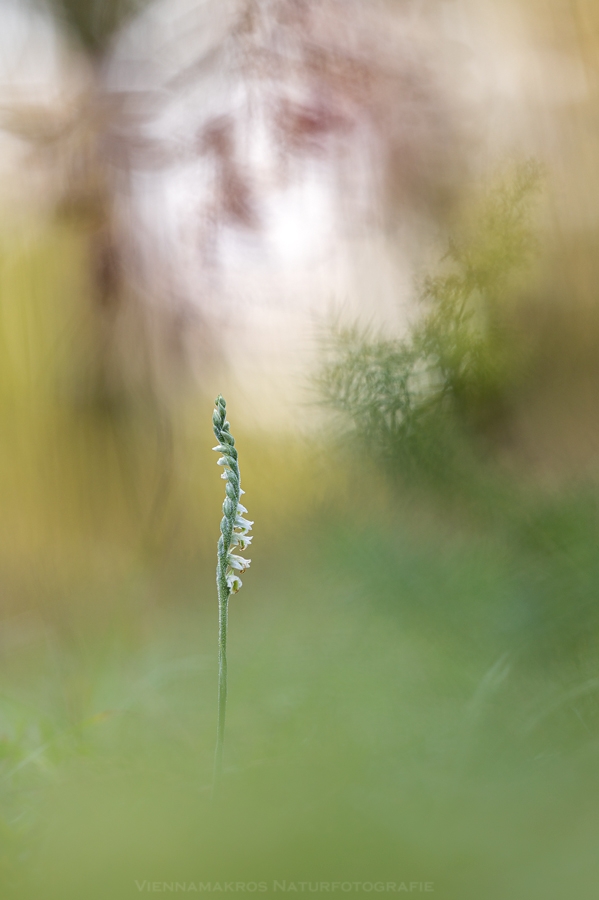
top-left (213, 588), bottom-right (228, 792)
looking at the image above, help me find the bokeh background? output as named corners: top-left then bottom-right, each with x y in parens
top-left (3, 1), bottom-right (599, 898)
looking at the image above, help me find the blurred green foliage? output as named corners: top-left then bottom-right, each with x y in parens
top-left (320, 161), bottom-right (543, 487)
top-left (3, 152), bottom-right (599, 899)
top-left (5, 503), bottom-right (599, 900)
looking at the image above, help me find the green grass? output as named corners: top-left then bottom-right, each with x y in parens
top-left (2, 482), bottom-right (599, 899)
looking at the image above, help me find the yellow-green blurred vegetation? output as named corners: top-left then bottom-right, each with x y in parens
top-left (0, 218), bottom-right (331, 618)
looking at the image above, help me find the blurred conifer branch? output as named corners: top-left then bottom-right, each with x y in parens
top-left (319, 160), bottom-right (543, 477)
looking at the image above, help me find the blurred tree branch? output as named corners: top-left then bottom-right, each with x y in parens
top-left (45, 0), bottom-right (148, 57)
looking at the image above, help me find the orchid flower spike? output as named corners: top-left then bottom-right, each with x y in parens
top-left (212, 394), bottom-right (253, 794)
top-left (213, 395), bottom-right (253, 597)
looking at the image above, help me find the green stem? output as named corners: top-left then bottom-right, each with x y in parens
top-left (213, 589), bottom-right (228, 793)
top-left (213, 530), bottom-right (231, 794)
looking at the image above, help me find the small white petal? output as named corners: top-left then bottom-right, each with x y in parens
top-left (228, 553), bottom-right (251, 572)
top-left (226, 573), bottom-right (242, 593)
top-left (230, 533), bottom-right (253, 550)
top-left (235, 515), bottom-right (253, 531)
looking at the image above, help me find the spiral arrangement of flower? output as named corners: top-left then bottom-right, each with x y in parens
top-left (213, 395), bottom-right (253, 597)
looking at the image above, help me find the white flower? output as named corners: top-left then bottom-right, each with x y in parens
top-left (235, 514), bottom-right (254, 532)
top-left (226, 572), bottom-right (243, 593)
top-left (227, 553), bottom-right (251, 573)
top-left (230, 532), bottom-right (253, 550)
top-left (213, 395), bottom-right (252, 599)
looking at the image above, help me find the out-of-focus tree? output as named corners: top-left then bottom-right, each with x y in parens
top-left (4, 2), bottom-right (469, 405)
top-left (320, 161), bottom-right (543, 488)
